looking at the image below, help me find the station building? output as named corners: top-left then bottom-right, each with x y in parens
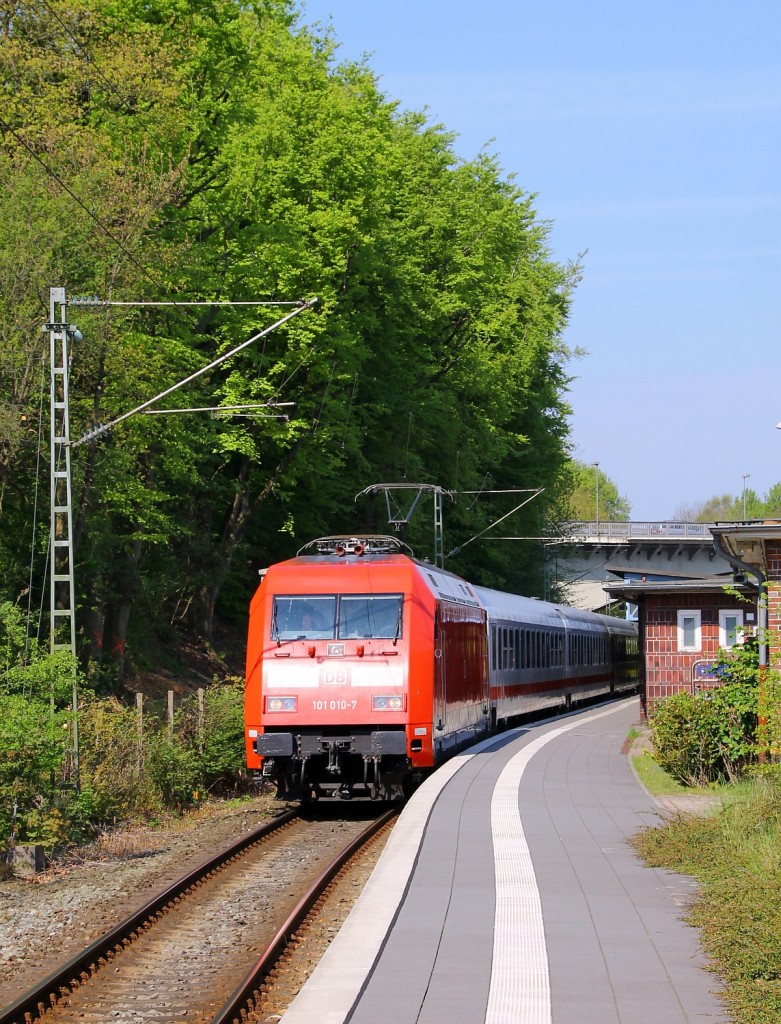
top-left (602, 521), bottom-right (781, 715)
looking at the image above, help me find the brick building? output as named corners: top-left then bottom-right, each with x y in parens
top-left (605, 521), bottom-right (781, 716)
top-left (604, 576), bottom-right (753, 715)
top-left (711, 521), bottom-right (781, 667)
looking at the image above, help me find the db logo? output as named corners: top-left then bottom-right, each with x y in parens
top-left (320, 668), bottom-right (351, 686)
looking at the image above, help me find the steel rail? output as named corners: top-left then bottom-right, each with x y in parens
top-left (0, 808), bottom-right (299, 1024)
top-left (212, 807), bottom-right (399, 1024)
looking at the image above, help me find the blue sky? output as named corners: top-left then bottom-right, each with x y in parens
top-left (299, 1), bottom-right (781, 521)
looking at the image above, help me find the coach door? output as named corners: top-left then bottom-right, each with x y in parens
top-left (434, 607), bottom-right (447, 736)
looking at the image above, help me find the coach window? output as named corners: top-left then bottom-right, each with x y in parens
top-left (553, 631), bottom-right (563, 667)
top-left (719, 609), bottom-right (744, 649)
top-left (677, 610), bottom-right (702, 652)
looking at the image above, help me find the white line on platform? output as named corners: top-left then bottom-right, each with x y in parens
top-left (282, 699), bottom-right (634, 1024)
top-left (485, 700), bottom-right (631, 1024)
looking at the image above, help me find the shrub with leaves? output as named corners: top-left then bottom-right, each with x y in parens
top-left (2, 599), bottom-right (248, 849)
top-left (196, 680), bottom-right (246, 793)
top-left (652, 690), bottom-right (724, 785)
top-left (653, 683), bottom-right (759, 785)
top-left (652, 635), bottom-right (762, 784)
top-left (76, 695), bottom-right (161, 826)
top-left (0, 692), bottom-right (71, 842)
top-left (144, 736), bottom-right (203, 809)
top-left (0, 602), bottom-right (85, 846)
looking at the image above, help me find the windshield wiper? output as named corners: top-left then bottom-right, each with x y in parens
top-left (271, 604), bottom-right (281, 647)
top-left (393, 601), bottom-right (403, 646)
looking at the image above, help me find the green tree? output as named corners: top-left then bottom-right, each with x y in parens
top-left (672, 485), bottom-right (775, 523)
top-left (1, 0), bottom-right (579, 681)
top-left (566, 460), bottom-right (630, 522)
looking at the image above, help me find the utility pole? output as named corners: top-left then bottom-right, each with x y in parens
top-left (355, 483), bottom-right (452, 566)
top-left (44, 288), bottom-right (316, 792)
top-left (46, 286), bottom-right (79, 788)
top-left (742, 473), bottom-right (750, 520)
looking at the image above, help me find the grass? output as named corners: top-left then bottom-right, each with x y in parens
top-left (632, 751), bottom-right (693, 797)
top-left (626, 723), bottom-right (706, 798)
top-left (632, 775), bottom-right (781, 1024)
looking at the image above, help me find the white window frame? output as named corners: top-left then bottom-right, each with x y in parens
top-left (677, 609), bottom-right (702, 652)
top-left (719, 609), bottom-right (744, 649)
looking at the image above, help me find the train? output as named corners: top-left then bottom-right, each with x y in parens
top-left (244, 535), bottom-right (639, 801)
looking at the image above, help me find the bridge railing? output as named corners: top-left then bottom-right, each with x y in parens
top-left (565, 521), bottom-right (713, 542)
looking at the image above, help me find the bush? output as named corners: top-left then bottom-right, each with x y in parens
top-left (708, 679), bottom-right (758, 778)
top-left (1, 597), bottom-right (249, 850)
top-left (633, 779), bottom-right (781, 1023)
top-left (145, 736), bottom-right (203, 808)
top-left (77, 695), bottom-right (161, 824)
top-left (652, 690), bottom-right (724, 785)
top-left (196, 680), bottom-right (246, 792)
top-left (0, 603), bottom-right (85, 848)
top-left (652, 680), bottom-right (759, 786)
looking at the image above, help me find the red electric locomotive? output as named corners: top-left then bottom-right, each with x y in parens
top-left (244, 535), bottom-right (638, 800)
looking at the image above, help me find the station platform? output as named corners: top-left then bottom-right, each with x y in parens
top-left (281, 698), bottom-right (729, 1024)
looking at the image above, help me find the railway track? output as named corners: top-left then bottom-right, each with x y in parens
top-left (1, 806), bottom-right (397, 1024)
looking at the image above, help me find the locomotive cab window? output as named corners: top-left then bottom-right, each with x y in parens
top-left (272, 596), bottom-right (336, 640)
top-left (271, 594), bottom-right (403, 641)
top-left (338, 595), bottom-right (403, 639)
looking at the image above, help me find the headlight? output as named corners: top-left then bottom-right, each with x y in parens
top-left (265, 696), bottom-right (298, 712)
top-left (372, 694), bottom-right (405, 711)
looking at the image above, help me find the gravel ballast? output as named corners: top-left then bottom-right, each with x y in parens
top-left (0, 796), bottom-right (279, 1009)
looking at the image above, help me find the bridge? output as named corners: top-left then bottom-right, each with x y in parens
top-left (547, 521), bottom-right (730, 611)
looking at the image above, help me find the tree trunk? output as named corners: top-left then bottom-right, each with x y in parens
top-left (108, 540), bottom-right (143, 682)
top-left (198, 438), bottom-right (307, 639)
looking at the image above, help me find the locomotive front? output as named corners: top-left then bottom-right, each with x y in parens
top-left (245, 537), bottom-right (431, 800)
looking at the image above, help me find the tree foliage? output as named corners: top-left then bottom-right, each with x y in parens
top-left (672, 482), bottom-right (781, 523)
top-left (566, 460), bottom-right (630, 522)
top-left (0, 0), bottom-right (580, 685)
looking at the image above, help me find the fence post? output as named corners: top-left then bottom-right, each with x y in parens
top-left (198, 688), bottom-right (205, 755)
top-left (136, 692), bottom-right (144, 775)
top-left (168, 690), bottom-right (174, 740)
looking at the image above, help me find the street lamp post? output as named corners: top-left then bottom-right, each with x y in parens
top-left (742, 473), bottom-right (750, 520)
top-left (592, 462), bottom-right (600, 536)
